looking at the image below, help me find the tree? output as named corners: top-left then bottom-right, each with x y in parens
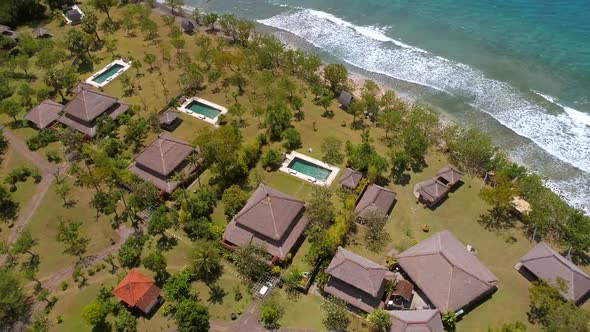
top-left (346, 131), bottom-right (388, 175)
top-left (203, 13), bottom-right (219, 31)
top-left (0, 270), bottom-right (30, 330)
top-left (403, 126), bottom-right (428, 170)
top-left (367, 309), bottom-right (391, 331)
top-left (12, 230), bottom-right (37, 257)
top-left (445, 126), bottom-right (499, 177)
top-left (321, 297), bottom-right (350, 331)
top-left (147, 206), bottom-right (175, 243)
top-left (488, 321), bottom-right (527, 332)
top-left (64, 29), bottom-right (91, 58)
top-left (29, 312), bottom-right (52, 332)
top-left (0, 99), bottom-right (23, 123)
top-left (118, 236), bottom-right (145, 269)
top-left (233, 243), bottom-right (270, 282)
top-left (124, 117), bottom-right (150, 148)
top-left (323, 63), bottom-right (348, 96)
top-left (191, 241), bottom-right (222, 282)
top-left (221, 185), bottom-right (248, 220)
top-left (378, 106), bottom-right (403, 140)
top-left (44, 66), bottom-right (78, 101)
top-left (143, 53), bottom-right (157, 72)
top-left (14, 54), bottom-right (30, 76)
top-left (56, 219), bottom-right (89, 260)
top-left (81, 301), bottom-right (106, 327)
top-left (265, 103), bottom-right (292, 140)
top-left (105, 38), bottom-right (117, 58)
top-left (143, 251), bottom-right (168, 282)
top-left (528, 280), bottom-right (590, 330)
top-left (281, 128), bottom-right (302, 151)
top-left (166, 0), bottom-right (184, 16)
top-left (17, 83), bottom-right (35, 108)
top-left (306, 186), bottom-right (335, 227)
top-left (320, 136), bottom-right (344, 165)
top-left (163, 268), bottom-right (194, 302)
top-left (90, 191), bottom-right (117, 219)
top-left (194, 126), bottom-right (243, 181)
top-left (0, 185), bottom-right (18, 222)
top-left (140, 17), bottom-right (159, 41)
top-left (261, 149), bottom-right (282, 170)
top-left (390, 151), bottom-right (410, 184)
top-left (442, 311), bottom-right (457, 332)
top-left (113, 308), bottom-right (137, 332)
top-left (260, 297), bottom-right (284, 329)
top-left (180, 63), bottom-right (204, 92)
top-left (81, 12), bottom-right (100, 42)
top-left (361, 209), bottom-right (390, 252)
top-left (228, 103), bottom-right (246, 126)
top-left (55, 181), bottom-right (72, 207)
top-left (88, 0), bottom-right (117, 21)
top-left (175, 299), bottom-right (209, 332)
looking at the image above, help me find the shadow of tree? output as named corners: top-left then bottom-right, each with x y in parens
top-left (208, 283), bottom-right (227, 304)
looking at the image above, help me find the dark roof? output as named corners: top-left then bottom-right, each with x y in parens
top-left (392, 279), bottom-right (414, 302)
top-left (339, 168), bottom-right (363, 190)
top-left (396, 230), bottom-right (498, 312)
top-left (25, 100), bottom-right (63, 129)
top-left (181, 20), bottom-right (195, 32)
top-left (414, 179), bottom-right (449, 205)
top-left (0, 25), bottom-right (19, 39)
top-left (518, 242), bottom-right (590, 304)
top-left (222, 184), bottom-right (309, 260)
top-left (66, 9), bottom-right (82, 23)
top-left (159, 109), bottom-right (180, 125)
top-left (436, 165), bottom-right (464, 186)
top-left (134, 134), bottom-right (194, 177)
top-left (338, 91), bottom-right (354, 108)
top-left (70, 82), bottom-right (98, 94)
top-left (355, 184), bottom-right (397, 218)
top-left (324, 247), bottom-right (389, 312)
top-left (390, 309), bottom-right (444, 332)
top-left (112, 269), bottom-right (160, 314)
top-left (61, 88), bottom-right (119, 122)
top-left (32, 27), bottom-right (51, 38)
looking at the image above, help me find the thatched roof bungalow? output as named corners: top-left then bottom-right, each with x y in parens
top-left (25, 100), bottom-right (63, 129)
top-left (32, 27), bottom-right (52, 39)
top-left (389, 309), bottom-right (444, 332)
top-left (0, 25), bottom-right (20, 40)
top-left (159, 108), bottom-right (182, 131)
top-left (338, 90), bottom-right (354, 109)
top-left (355, 184), bottom-right (397, 219)
top-left (339, 168), bottom-right (363, 190)
top-left (181, 20), bottom-right (195, 34)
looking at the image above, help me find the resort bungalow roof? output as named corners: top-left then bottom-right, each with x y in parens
top-left (354, 184), bottom-right (397, 218)
top-left (389, 309), bottom-right (444, 332)
top-left (436, 164), bottom-right (464, 186)
top-left (338, 90), bottom-right (354, 109)
top-left (159, 109), bottom-right (182, 130)
top-left (112, 269), bottom-right (161, 314)
top-left (70, 81), bottom-right (98, 95)
top-left (396, 230), bottom-right (498, 312)
top-left (181, 20), bottom-right (195, 33)
top-left (516, 242), bottom-right (590, 305)
top-left (58, 89), bottom-right (129, 137)
top-left (324, 246), bottom-right (390, 312)
top-left (339, 168), bottom-right (363, 190)
top-left (222, 184), bottom-right (309, 260)
top-left (129, 134), bottom-right (196, 193)
top-left (414, 178), bottom-right (450, 207)
top-left (66, 9), bottom-right (82, 24)
top-left (25, 100), bottom-right (63, 129)
top-left (0, 24), bottom-right (20, 39)
top-left (32, 27), bottom-right (52, 38)
top-left (392, 279), bottom-right (414, 302)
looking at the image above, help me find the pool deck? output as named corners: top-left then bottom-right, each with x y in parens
top-left (85, 59), bottom-right (132, 88)
top-left (280, 151), bottom-right (340, 186)
top-left (177, 97), bottom-right (228, 126)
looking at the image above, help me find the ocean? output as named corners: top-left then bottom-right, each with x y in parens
top-left (187, 0), bottom-right (590, 214)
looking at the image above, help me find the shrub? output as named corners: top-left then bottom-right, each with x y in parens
top-left (271, 265), bottom-right (281, 276)
top-left (60, 281), bottom-right (68, 291)
top-left (46, 149), bottom-right (62, 163)
top-left (26, 130), bottom-right (58, 151)
top-left (261, 149), bottom-right (282, 170)
top-left (281, 128), bottom-right (302, 151)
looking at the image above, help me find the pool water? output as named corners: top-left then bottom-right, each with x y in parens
top-left (92, 64), bottom-right (124, 84)
top-left (288, 158), bottom-right (331, 181)
top-left (187, 101), bottom-right (221, 119)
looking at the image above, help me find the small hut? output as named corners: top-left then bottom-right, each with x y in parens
top-left (24, 100), bottom-right (63, 129)
top-left (32, 27), bottom-right (52, 39)
top-left (0, 25), bottom-right (20, 40)
top-left (339, 168), bottom-right (363, 190)
top-left (181, 20), bottom-right (195, 34)
top-left (338, 91), bottom-right (354, 109)
top-left (112, 269), bottom-right (161, 314)
top-left (159, 108), bottom-right (182, 131)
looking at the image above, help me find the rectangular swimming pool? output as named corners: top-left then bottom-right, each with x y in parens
top-left (186, 101), bottom-right (221, 119)
top-left (92, 64), bottom-right (125, 84)
top-left (288, 157), bottom-right (332, 182)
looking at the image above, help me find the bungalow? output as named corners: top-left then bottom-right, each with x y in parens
top-left (65, 7), bottom-right (83, 25)
top-left (354, 184), bottom-right (397, 219)
top-left (129, 133), bottom-right (197, 194)
top-left (57, 87), bottom-right (128, 137)
top-left (70, 81), bottom-right (98, 95)
top-left (338, 90), bottom-right (354, 109)
top-left (112, 269), bottom-right (161, 314)
top-left (324, 246), bottom-right (392, 313)
top-left (32, 27), bottom-right (52, 39)
top-left (389, 309), bottom-right (444, 332)
top-left (515, 242), bottom-right (590, 305)
top-left (159, 108), bottom-right (182, 131)
top-left (181, 20), bottom-right (195, 34)
top-left (222, 184), bottom-right (310, 262)
top-left (396, 230), bottom-right (498, 313)
top-left (339, 168), bottom-right (363, 190)
top-left (0, 25), bottom-right (20, 40)
top-left (414, 164), bottom-right (463, 207)
top-left (24, 100), bottom-right (63, 129)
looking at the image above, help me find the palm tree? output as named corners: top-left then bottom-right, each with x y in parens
top-left (191, 242), bottom-right (221, 283)
top-left (187, 149), bottom-right (201, 187)
top-left (172, 170), bottom-right (190, 206)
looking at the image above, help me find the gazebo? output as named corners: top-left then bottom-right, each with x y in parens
top-left (32, 27), bottom-right (52, 39)
top-left (338, 91), bottom-right (354, 109)
top-left (159, 108), bottom-right (182, 131)
top-left (112, 269), bottom-right (161, 314)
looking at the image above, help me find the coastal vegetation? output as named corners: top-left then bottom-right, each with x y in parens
top-left (0, 1), bottom-right (589, 332)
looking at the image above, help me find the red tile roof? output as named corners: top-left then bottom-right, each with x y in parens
top-left (112, 269), bottom-right (160, 313)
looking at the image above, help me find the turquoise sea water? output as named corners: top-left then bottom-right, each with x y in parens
top-left (92, 63), bottom-right (124, 84)
top-left (289, 158), bottom-right (332, 181)
top-left (187, 0), bottom-right (590, 214)
top-left (187, 101), bottom-right (221, 119)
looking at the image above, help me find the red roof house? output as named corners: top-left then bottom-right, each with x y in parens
top-left (112, 269), bottom-right (161, 314)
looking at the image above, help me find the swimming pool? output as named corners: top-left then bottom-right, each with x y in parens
top-left (186, 101), bottom-right (221, 119)
top-left (92, 64), bottom-right (125, 84)
top-left (288, 158), bottom-right (332, 182)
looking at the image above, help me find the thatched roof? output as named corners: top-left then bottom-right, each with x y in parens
top-left (414, 179), bottom-right (449, 206)
top-left (25, 100), bottom-right (63, 129)
top-left (32, 27), bottom-right (51, 38)
top-left (518, 242), bottom-right (590, 304)
top-left (66, 9), bottom-right (82, 24)
top-left (222, 184), bottom-right (309, 260)
top-left (396, 230), bottom-right (498, 312)
top-left (159, 109), bottom-right (180, 125)
top-left (392, 279), bottom-right (414, 302)
top-left (436, 164), bottom-right (464, 186)
top-left (338, 90), bottom-right (354, 109)
top-left (389, 309), bottom-right (444, 332)
top-left (70, 82), bottom-right (98, 95)
top-left (181, 20), bottom-right (195, 32)
top-left (355, 184), bottom-right (397, 218)
top-left (0, 24), bottom-right (19, 39)
top-left (339, 168), bottom-right (363, 190)
top-left (135, 134), bottom-right (193, 177)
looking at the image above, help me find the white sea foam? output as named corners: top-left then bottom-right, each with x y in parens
top-left (533, 90), bottom-right (590, 127)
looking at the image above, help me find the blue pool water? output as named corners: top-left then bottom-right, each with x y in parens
top-left (288, 157), bottom-right (331, 182)
top-left (187, 101), bottom-right (221, 119)
top-left (92, 64), bottom-right (125, 84)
